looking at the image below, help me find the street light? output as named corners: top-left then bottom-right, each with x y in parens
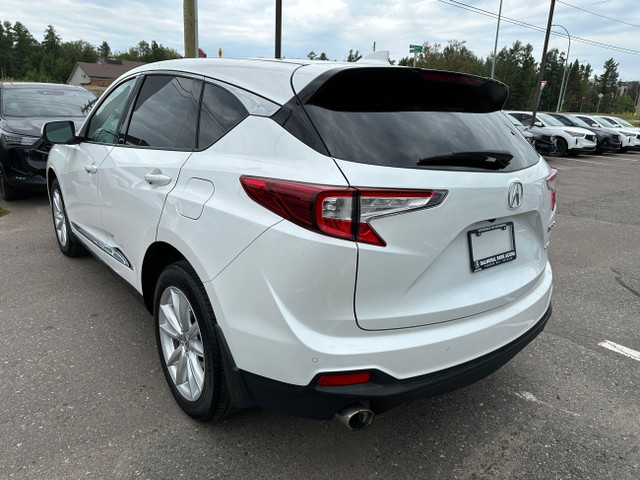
top-left (552, 24), bottom-right (570, 112)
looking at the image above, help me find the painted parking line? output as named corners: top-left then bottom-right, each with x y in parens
top-left (598, 340), bottom-right (640, 362)
top-left (554, 158), bottom-right (611, 166)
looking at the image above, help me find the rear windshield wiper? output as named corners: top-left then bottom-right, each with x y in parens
top-left (417, 150), bottom-right (513, 170)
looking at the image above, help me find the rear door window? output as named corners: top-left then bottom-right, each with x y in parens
top-left (125, 75), bottom-right (201, 150)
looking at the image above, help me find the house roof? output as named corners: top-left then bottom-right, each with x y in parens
top-left (72, 59), bottom-right (147, 81)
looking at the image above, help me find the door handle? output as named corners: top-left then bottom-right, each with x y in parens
top-left (144, 171), bottom-right (172, 186)
top-left (84, 164), bottom-right (98, 174)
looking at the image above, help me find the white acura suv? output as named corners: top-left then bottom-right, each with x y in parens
top-left (43, 59), bottom-right (555, 430)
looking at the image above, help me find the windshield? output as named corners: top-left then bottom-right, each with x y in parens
top-left (596, 116), bottom-right (617, 127)
top-left (504, 112), bottom-right (524, 126)
top-left (538, 113), bottom-right (565, 127)
top-left (1, 87), bottom-right (96, 117)
top-left (578, 116), bottom-right (599, 127)
top-left (564, 115), bottom-right (591, 128)
top-left (613, 117), bottom-right (634, 127)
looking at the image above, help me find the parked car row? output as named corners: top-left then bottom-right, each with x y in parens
top-left (503, 109), bottom-right (640, 157)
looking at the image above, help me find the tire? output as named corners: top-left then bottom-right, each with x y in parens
top-left (0, 169), bottom-right (21, 201)
top-left (154, 261), bottom-right (236, 421)
top-left (50, 179), bottom-right (86, 257)
top-left (555, 138), bottom-right (568, 157)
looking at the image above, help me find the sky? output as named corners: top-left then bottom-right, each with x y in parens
top-left (2, 0), bottom-right (640, 82)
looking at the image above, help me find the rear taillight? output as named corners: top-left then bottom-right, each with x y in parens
top-left (241, 176), bottom-right (447, 246)
top-left (546, 168), bottom-right (558, 211)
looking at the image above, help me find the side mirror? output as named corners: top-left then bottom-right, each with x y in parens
top-left (534, 121), bottom-right (543, 128)
top-left (42, 121), bottom-right (77, 144)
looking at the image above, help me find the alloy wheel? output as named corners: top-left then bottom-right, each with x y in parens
top-left (52, 189), bottom-right (68, 247)
top-left (158, 286), bottom-right (206, 402)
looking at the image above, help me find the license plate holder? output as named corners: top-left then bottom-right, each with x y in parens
top-left (468, 222), bottom-right (516, 273)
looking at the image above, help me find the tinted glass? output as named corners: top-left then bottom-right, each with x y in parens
top-left (87, 78), bottom-right (136, 144)
top-left (596, 117), bottom-right (616, 127)
top-left (305, 107), bottom-right (540, 172)
top-left (198, 83), bottom-right (248, 149)
top-left (126, 75), bottom-right (200, 149)
top-left (550, 115), bottom-right (573, 126)
top-left (577, 116), bottom-right (599, 127)
top-left (2, 87), bottom-right (96, 117)
top-left (565, 115), bottom-right (591, 128)
top-left (601, 117), bottom-right (622, 127)
top-left (537, 113), bottom-right (564, 127)
top-left (615, 118), bottom-right (634, 127)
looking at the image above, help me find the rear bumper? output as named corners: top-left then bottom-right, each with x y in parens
top-left (222, 304), bottom-right (552, 420)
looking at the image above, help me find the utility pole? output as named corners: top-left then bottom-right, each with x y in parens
top-left (490, 0), bottom-right (503, 79)
top-left (275, 0), bottom-right (282, 59)
top-left (184, 0), bottom-right (197, 58)
top-left (530, 0), bottom-right (556, 128)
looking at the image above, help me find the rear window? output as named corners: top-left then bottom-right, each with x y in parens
top-left (298, 68), bottom-right (540, 172)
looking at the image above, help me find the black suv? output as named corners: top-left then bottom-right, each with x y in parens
top-left (0, 82), bottom-right (96, 200)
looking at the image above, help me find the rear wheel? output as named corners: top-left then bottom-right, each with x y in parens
top-left (0, 169), bottom-right (21, 201)
top-left (154, 261), bottom-right (236, 421)
top-left (50, 179), bottom-right (86, 257)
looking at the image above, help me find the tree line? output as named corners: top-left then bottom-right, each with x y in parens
top-left (397, 40), bottom-right (637, 114)
top-left (311, 40), bottom-right (637, 114)
top-left (1, 20), bottom-right (636, 114)
top-left (0, 21), bottom-right (181, 84)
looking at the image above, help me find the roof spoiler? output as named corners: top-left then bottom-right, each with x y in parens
top-left (299, 68), bottom-right (509, 113)
top-left (357, 51), bottom-right (390, 65)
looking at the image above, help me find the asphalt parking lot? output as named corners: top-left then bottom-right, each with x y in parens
top-left (1, 150), bottom-right (639, 479)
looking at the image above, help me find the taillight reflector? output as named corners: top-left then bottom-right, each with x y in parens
top-left (317, 372), bottom-right (371, 386)
top-left (546, 168), bottom-right (558, 211)
top-left (241, 176), bottom-right (446, 246)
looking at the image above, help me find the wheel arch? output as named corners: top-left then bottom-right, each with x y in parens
top-left (141, 242), bottom-right (187, 314)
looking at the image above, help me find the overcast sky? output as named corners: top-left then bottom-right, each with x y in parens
top-left (3, 0), bottom-right (640, 82)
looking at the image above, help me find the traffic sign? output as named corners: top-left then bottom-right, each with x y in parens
top-left (409, 44), bottom-right (422, 53)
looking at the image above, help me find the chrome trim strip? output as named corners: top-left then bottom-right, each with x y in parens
top-left (72, 222), bottom-right (133, 270)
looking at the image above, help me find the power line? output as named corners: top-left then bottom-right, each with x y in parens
top-left (437, 0), bottom-right (640, 56)
top-left (557, 0), bottom-right (640, 29)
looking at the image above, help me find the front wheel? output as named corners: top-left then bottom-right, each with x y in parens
top-left (154, 261), bottom-right (236, 421)
top-left (50, 179), bottom-right (86, 257)
top-left (0, 169), bottom-right (21, 201)
top-left (555, 138), bottom-right (568, 157)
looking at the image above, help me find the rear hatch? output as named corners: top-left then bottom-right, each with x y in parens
top-left (293, 67), bottom-right (555, 331)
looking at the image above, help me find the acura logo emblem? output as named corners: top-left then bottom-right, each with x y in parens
top-left (508, 181), bottom-right (523, 209)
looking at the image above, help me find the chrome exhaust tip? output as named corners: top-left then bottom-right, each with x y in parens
top-left (335, 403), bottom-right (374, 431)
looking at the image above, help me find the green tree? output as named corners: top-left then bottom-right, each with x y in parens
top-left (346, 49), bottom-right (362, 62)
top-left (492, 41), bottom-right (538, 110)
top-left (613, 94), bottom-right (634, 113)
top-left (307, 51), bottom-right (329, 61)
top-left (0, 21), bottom-right (15, 78)
top-left (538, 48), bottom-right (566, 111)
top-left (10, 21), bottom-right (39, 78)
top-left (98, 41), bottom-right (111, 59)
top-left (597, 58), bottom-right (619, 109)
